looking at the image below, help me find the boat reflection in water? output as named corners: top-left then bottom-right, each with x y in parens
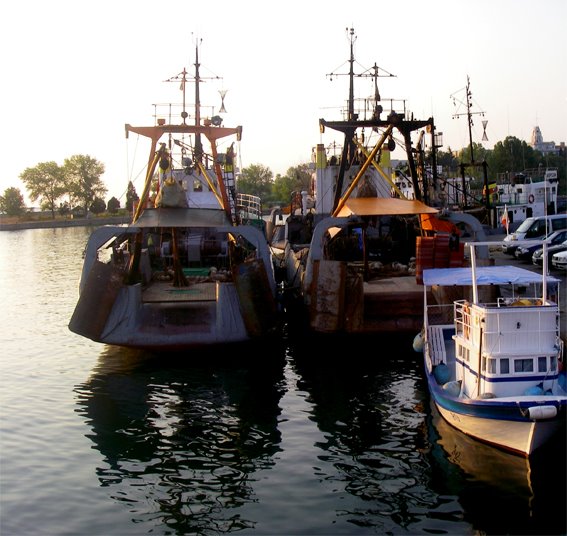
top-left (74, 336), bottom-right (565, 534)
top-left (427, 401), bottom-right (566, 535)
top-left (74, 343), bottom-right (286, 534)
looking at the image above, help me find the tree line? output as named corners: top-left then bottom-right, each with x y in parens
top-left (1, 135), bottom-right (565, 218)
top-left (237, 135), bottom-right (566, 207)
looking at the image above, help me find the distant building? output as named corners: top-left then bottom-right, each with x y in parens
top-left (530, 126), bottom-right (564, 155)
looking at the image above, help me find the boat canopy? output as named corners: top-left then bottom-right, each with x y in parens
top-left (336, 197), bottom-right (438, 217)
top-left (422, 265), bottom-right (560, 287)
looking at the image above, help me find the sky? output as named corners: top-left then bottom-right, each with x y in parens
top-left (1, 0), bottom-right (565, 206)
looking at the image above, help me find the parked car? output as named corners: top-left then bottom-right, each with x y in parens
top-left (502, 214), bottom-right (567, 255)
top-left (514, 229), bottom-right (567, 262)
top-left (551, 250), bottom-right (567, 270)
top-left (532, 239), bottom-right (567, 268)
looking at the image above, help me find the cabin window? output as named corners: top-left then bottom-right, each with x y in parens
top-left (193, 179), bottom-right (203, 192)
top-left (538, 356), bottom-right (547, 372)
top-left (488, 358), bottom-right (497, 374)
top-left (500, 358), bottom-right (510, 374)
top-left (514, 358), bottom-right (534, 373)
top-left (459, 346), bottom-right (470, 362)
top-left (550, 355), bottom-right (557, 371)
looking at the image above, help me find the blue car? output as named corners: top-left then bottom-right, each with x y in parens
top-left (514, 229), bottom-right (567, 262)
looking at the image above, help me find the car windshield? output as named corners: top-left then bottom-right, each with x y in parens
top-left (515, 218), bottom-right (537, 233)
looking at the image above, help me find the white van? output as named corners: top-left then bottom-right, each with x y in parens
top-left (502, 214), bottom-right (567, 254)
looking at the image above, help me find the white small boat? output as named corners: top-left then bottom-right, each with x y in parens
top-left (69, 44), bottom-right (279, 351)
top-left (420, 242), bottom-right (566, 456)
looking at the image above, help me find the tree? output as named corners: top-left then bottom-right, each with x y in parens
top-left (271, 164), bottom-right (313, 205)
top-left (272, 173), bottom-right (296, 205)
top-left (433, 147), bottom-right (461, 175)
top-left (20, 161), bottom-right (66, 218)
top-left (58, 201), bottom-right (71, 217)
top-left (107, 196), bottom-right (121, 213)
top-left (487, 136), bottom-right (539, 177)
top-left (540, 150), bottom-right (567, 195)
top-left (125, 181), bottom-right (139, 212)
top-left (237, 164), bottom-right (273, 201)
top-left (64, 155), bottom-right (107, 215)
top-left (90, 197), bottom-right (106, 215)
top-left (0, 187), bottom-right (26, 216)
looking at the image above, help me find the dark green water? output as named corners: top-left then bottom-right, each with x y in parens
top-left (0, 227), bottom-right (565, 535)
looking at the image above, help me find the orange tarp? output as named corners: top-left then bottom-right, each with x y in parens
top-left (336, 197), bottom-right (439, 217)
top-left (420, 213), bottom-right (460, 234)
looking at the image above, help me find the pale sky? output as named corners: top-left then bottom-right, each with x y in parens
top-left (1, 0), bottom-right (565, 206)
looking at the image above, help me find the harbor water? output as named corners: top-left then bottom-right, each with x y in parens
top-left (0, 226), bottom-right (565, 535)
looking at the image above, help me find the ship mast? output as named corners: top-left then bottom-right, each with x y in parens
top-left (173, 38), bottom-right (222, 166)
top-left (193, 41), bottom-right (203, 164)
top-left (327, 27), bottom-right (396, 209)
top-left (451, 76), bottom-right (489, 211)
top-left (451, 75), bottom-right (486, 165)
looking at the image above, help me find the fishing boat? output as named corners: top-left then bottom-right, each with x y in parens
top-left (278, 28), bottom-right (488, 335)
top-left (419, 241), bottom-right (566, 456)
top-left (69, 44), bottom-right (279, 351)
top-left (495, 167), bottom-right (560, 232)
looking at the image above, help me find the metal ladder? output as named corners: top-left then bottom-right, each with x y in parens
top-left (222, 149), bottom-right (239, 225)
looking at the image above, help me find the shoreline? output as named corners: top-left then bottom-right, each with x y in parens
top-left (0, 215), bottom-right (131, 231)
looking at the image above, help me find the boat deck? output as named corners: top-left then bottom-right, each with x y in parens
top-left (364, 274), bottom-right (424, 296)
top-left (143, 281), bottom-right (217, 303)
top-left (361, 275), bottom-right (430, 333)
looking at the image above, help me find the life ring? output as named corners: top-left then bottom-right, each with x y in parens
top-left (528, 194), bottom-right (535, 204)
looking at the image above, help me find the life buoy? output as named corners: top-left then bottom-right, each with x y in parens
top-left (528, 194), bottom-right (535, 204)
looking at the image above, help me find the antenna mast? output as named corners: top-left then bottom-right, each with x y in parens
top-left (165, 37), bottom-right (224, 165)
top-left (451, 76), bottom-right (490, 213)
top-left (327, 27), bottom-right (396, 163)
top-left (451, 75), bottom-right (486, 165)
top-left (193, 40), bottom-right (203, 163)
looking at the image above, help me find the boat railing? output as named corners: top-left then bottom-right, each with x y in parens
top-left (425, 303), bottom-right (454, 327)
top-left (454, 300), bottom-right (470, 339)
top-left (454, 299), bottom-right (560, 355)
top-left (237, 193), bottom-right (262, 219)
top-left (496, 297), bottom-right (545, 307)
top-left (497, 191), bottom-right (549, 206)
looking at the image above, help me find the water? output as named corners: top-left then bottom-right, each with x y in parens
top-left (0, 226), bottom-right (565, 535)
